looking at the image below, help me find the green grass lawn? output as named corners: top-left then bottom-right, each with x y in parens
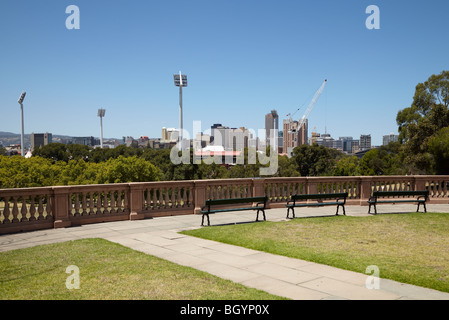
top-left (182, 212), bottom-right (449, 293)
top-left (0, 238), bottom-right (286, 300)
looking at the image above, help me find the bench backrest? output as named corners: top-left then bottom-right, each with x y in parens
top-left (372, 190), bottom-right (429, 198)
top-left (205, 196), bottom-right (267, 206)
top-left (291, 193), bottom-right (348, 201)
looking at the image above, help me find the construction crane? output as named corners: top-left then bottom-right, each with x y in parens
top-left (286, 79), bottom-right (327, 133)
top-left (285, 79), bottom-right (327, 156)
top-left (297, 79), bottom-right (327, 132)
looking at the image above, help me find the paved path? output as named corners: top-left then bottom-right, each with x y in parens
top-left (1, 204), bottom-right (449, 300)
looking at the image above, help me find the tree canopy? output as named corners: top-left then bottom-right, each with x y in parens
top-left (396, 70), bottom-right (449, 173)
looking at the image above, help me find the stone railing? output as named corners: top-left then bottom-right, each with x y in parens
top-left (1, 175), bottom-right (448, 234)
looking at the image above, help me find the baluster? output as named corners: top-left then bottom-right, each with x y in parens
top-left (3, 197), bottom-right (11, 223)
top-left (164, 187), bottom-right (169, 208)
top-left (175, 187), bottom-right (179, 207)
top-left (29, 195), bottom-right (36, 221)
top-left (73, 193), bottom-right (80, 217)
top-left (181, 188), bottom-right (187, 207)
top-left (20, 196), bottom-right (28, 222)
top-left (11, 196), bottom-right (19, 223)
top-left (279, 183), bottom-right (284, 202)
top-left (105, 191), bottom-right (111, 214)
top-left (117, 190), bottom-right (123, 213)
top-left (170, 188), bottom-right (175, 208)
top-left (157, 188), bottom-right (163, 208)
top-left (96, 192), bottom-right (102, 214)
top-left (443, 180), bottom-right (448, 198)
top-left (123, 190), bottom-right (129, 213)
top-left (215, 185), bottom-right (219, 199)
top-left (188, 187), bottom-right (193, 206)
top-left (111, 190), bottom-right (116, 214)
top-left (151, 188), bottom-right (157, 210)
top-left (37, 196), bottom-right (44, 220)
top-left (89, 193), bottom-right (95, 215)
top-left (46, 194), bottom-right (52, 219)
top-left (82, 193), bottom-right (87, 216)
top-left (144, 189), bottom-right (150, 210)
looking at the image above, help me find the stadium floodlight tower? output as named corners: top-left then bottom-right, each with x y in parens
top-left (17, 92), bottom-right (26, 157)
top-left (97, 108), bottom-right (106, 148)
top-left (173, 71), bottom-right (187, 150)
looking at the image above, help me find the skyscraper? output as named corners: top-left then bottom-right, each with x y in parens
top-left (360, 134), bottom-right (371, 151)
top-left (265, 110), bottom-right (279, 149)
top-left (283, 118), bottom-right (308, 157)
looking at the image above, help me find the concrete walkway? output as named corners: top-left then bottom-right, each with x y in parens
top-left (1, 204), bottom-right (449, 300)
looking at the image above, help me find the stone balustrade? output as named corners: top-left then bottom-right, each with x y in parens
top-left (1, 175), bottom-right (448, 234)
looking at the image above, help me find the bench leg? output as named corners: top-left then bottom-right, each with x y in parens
top-left (417, 202), bottom-right (427, 213)
top-left (256, 209), bottom-right (266, 222)
top-left (286, 207), bottom-right (295, 219)
top-left (201, 214), bottom-right (210, 226)
top-left (336, 204), bottom-right (345, 216)
top-left (368, 203), bottom-right (377, 215)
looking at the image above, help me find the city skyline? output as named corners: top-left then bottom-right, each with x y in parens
top-left (1, 1), bottom-right (449, 146)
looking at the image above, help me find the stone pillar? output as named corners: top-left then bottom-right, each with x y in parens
top-left (359, 176), bottom-right (372, 205)
top-left (129, 184), bottom-right (145, 220)
top-left (307, 178), bottom-right (318, 194)
top-left (252, 178), bottom-right (267, 207)
top-left (53, 187), bottom-right (72, 228)
top-left (194, 180), bottom-right (206, 214)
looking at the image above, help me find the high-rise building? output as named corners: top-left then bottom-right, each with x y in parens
top-left (338, 136), bottom-right (354, 153)
top-left (283, 118), bottom-right (308, 156)
top-left (360, 134), bottom-right (371, 151)
top-left (161, 127), bottom-right (179, 142)
top-left (265, 110), bottom-right (279, 149)
top-left (211, 124), bottom-right (253, 151)
top-left (383, 133), bottom-right (399, 145)
top-left (31, 133), bottom-right (52, 151)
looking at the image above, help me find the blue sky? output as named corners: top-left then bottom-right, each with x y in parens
top-left (1, 0), bottom-right (448, 146)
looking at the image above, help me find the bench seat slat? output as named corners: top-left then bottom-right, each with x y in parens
top-left (201, 206), bottom-right (264, 214)
top-left (286, 202), bottom-right (341, 207)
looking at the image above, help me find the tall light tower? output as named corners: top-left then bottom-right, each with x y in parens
top-left (97, 108), bottom-right (106, 148)
top-left (18, 92), bottom-right (26, 156)
top-left (173, 71), bottom-right (187, 150)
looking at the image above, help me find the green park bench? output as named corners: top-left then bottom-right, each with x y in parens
top-left (368, 190), bottom-right (429, 214)
top-left (200, 196), bottom-right (268, 226)
top-left (286, 193), bottom-right (348, 218)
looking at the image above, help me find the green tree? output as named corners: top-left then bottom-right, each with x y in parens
top-left (32, 143), bottom-right (70, 162)
top-left (292, 144), bottom-right (342, 176)
top-left (59, 159), bottom-right (99, 185)
top-left (396, 70), bottom-right (449, 173)
top-left (97, 156), bottom-right (162, 184)
top-left (428, 126), bottom-right (449, 174)
top-left (333, 156), bottom-right (360, 176)
top-left (0, 155), bottom-right (62, 188)
top-left (358, 146), bottom-right (405, 176)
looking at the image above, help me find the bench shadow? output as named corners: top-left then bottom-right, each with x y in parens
top-left (367, 211), bottom-right (423, 215)
top-left (287, 214), bottom-right (345, 220)
top-left (202, 220), bottom-right (265, 227)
